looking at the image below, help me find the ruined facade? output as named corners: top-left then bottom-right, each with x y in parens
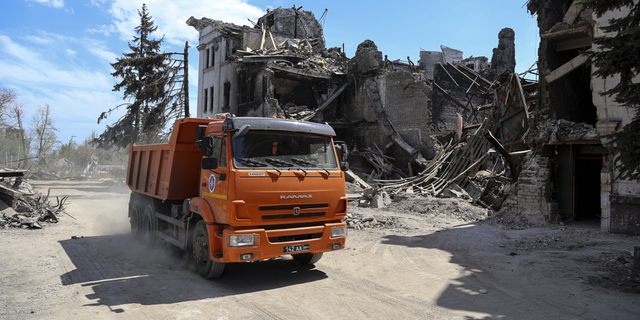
top-left (187, 8), bottom-right (441, 172)
top-left (186, 7), bottom-right (345, 120)
top-left (526, 0), bottom-right (640, 234)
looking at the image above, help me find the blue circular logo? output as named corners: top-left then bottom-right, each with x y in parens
top-left (208, 174), bottom-right (216, 193)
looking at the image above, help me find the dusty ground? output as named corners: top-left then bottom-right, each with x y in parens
top-left (1, 180), bottom-right (639, 319)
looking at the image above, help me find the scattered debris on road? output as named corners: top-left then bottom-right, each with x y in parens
top-left (0, 170), bottom-right (69, 229)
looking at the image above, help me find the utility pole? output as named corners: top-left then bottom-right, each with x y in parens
top-left (184, 41), bottom-right (190, 118)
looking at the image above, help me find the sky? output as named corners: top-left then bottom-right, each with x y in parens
top-left (0, 0), bottom-right (539, 147)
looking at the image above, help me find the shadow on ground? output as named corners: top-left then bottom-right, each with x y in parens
top-left (58, 233), bottom-right (327, 312)
top-left (378, 222), bottom-right (637, 320)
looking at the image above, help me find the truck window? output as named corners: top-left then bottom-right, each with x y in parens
top-left (211, 137), bottom-right (223, 165)
top-left (219, 137), bottom-right (227, 167)
top-left (232, 131), bottom-right (338, 170)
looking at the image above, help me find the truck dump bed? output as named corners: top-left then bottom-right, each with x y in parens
top-left (126, 118), bottom-right (214, 200)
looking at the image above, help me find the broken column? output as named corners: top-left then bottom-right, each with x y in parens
top-left (491, 28), bottom-right (516, 75)
top-left (350, 40), bottom-right (383, 75)
top-left (419, 50), bottom-right (444, 79)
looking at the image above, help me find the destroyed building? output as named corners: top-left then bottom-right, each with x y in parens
top-left (186, 6), bottom-right (529, 198)
top-left (525, 0), bottom-right (640, 235)
top-left (184, 5), bottom-right (640, 235)
top-left (186, 7), bottom-right (345, 121)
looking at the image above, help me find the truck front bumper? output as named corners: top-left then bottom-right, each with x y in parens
top-left (212, 222), bottom-right (347, 263)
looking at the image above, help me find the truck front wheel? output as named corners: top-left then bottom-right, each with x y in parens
top-left (192, 220), bottom-right (225, 279)
top-left (292, 252), bottom-right (323, 265)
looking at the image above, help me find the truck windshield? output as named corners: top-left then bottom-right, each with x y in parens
top-left (232, 131), bottom-right (339, 170)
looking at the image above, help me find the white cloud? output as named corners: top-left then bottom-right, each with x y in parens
top-left (86, 45), bottom-right (118, 64)
top-left (104, 0), bottom-right (265, 45)
top-left (17, 86), bottom-right (124, 141)
top-left (89, 0), bottom-right (108, 8)
top-left (23, 31), bottom-right (73, 46)
top-left (0, 34), bottom-right (111, 92)
top-left (0, 34), bottom-right (40, 62)
top-left (85, 24), bottom-right (116, 36)
top-left (65, 48), bottom-right (77, 56)
top-left (25, 0), bottom-right (65, 9)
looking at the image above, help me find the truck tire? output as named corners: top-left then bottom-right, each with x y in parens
top-left (192, 220), bottom-right (225, 279)
top-left (129, 201), bottom-right (142, 238)
top-left (292, 252), bottom-right (323, 265)
top-left (142, 204), bottom-right (156, 245)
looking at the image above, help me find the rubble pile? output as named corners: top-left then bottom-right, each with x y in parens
top-left (345, 212), bottom-right (399, 230)
top-left (0, 174), bottom-right (68, 229)
top-left (483, 209), bottom-right (537, 230)
top-left (536, 118), bottom-right (599, 145)
top-left (389, 195), bottom-right (490, 222)
top-left (349, 70), bottom-right (536, 214)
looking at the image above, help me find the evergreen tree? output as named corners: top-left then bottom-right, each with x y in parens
top-left (581, 0), bottom-right (640, 181)
top-left (96, 3), bottom-right (185, 148)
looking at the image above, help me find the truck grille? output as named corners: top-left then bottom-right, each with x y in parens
top-left (262, 212), bottom-right (325, 220)
top-left (259, 203), bottom-right (329, 211)
top-left (260, 221), bottom-right (325, 230)
top-left (269, 233), bottom-right (322, 243)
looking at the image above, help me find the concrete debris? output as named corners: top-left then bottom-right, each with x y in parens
top-left (345, 212), bottom-right (398, 230)
top-left (537, 118), bottom-right (599, 145)
top-left (0, 177), bottom-right (68, 229)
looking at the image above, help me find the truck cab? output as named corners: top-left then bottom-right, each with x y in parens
top-left (127, 116), bottom-right (347, 279)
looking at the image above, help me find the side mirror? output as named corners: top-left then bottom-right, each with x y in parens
top-left (334, 141), bottom-right (348, 162)
top-left (201, 136), bottom-right (214, 156)
top-left (201, 157), bottom-right (218, 170)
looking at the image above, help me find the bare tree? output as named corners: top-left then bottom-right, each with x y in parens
top-left (0, 86), bottom-right (17, 127)
top-left (10, 103), bottom-right (30, 168)
top-left (30, 104), bottom-right (60, 165)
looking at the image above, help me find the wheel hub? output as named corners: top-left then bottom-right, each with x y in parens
top-left (193, 236), bottom-right (208, 263)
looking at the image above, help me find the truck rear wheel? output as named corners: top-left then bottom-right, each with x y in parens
top-left (192, 220), bottom-right (225, 279)
top-left (129, 201), bottom-right (141, 238)
top-left (292, 252), bottom-right (323, 265)
top-left (142, 204), bottom-right (156, 244)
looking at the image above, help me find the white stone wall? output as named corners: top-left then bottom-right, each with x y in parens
top-left (591, 7), bottom-right (640, 198)
top-left (196, 26), bottom-right (239, 118)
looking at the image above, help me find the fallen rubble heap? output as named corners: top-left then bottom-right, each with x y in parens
top-left (0, 171), bottom-right (68, 229)
top-left (348, 71), bottom-right (536, 215)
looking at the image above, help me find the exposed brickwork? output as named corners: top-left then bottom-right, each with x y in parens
top-left (505, 155), bottom-right (556, 224)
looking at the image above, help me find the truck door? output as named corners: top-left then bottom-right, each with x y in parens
top-left (202, 135), bottom-right (229, 221)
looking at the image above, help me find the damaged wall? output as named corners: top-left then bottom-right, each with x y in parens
top-left (502, 154), bottom-right (555, 224)
top-left (527, 0), bottom-right (640, 234)
top-left (340, 40), bottom-right (437, 170)
top-left (257, 6), bottom-right (325, 49)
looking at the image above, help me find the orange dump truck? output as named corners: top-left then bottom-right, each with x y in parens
top-left (126, 116), bottom-right (348, 278)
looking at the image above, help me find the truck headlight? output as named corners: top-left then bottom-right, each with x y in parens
top-left (331, 226), bottom-right (347, 238)
top-left (229, 234), bottom-right (256, 247)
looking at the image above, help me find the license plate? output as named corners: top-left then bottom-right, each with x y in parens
top-left (283, 244), bottom-right (309, 253)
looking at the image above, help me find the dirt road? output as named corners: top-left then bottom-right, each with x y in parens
top-left (1, 180), bottom-right (639, 319)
